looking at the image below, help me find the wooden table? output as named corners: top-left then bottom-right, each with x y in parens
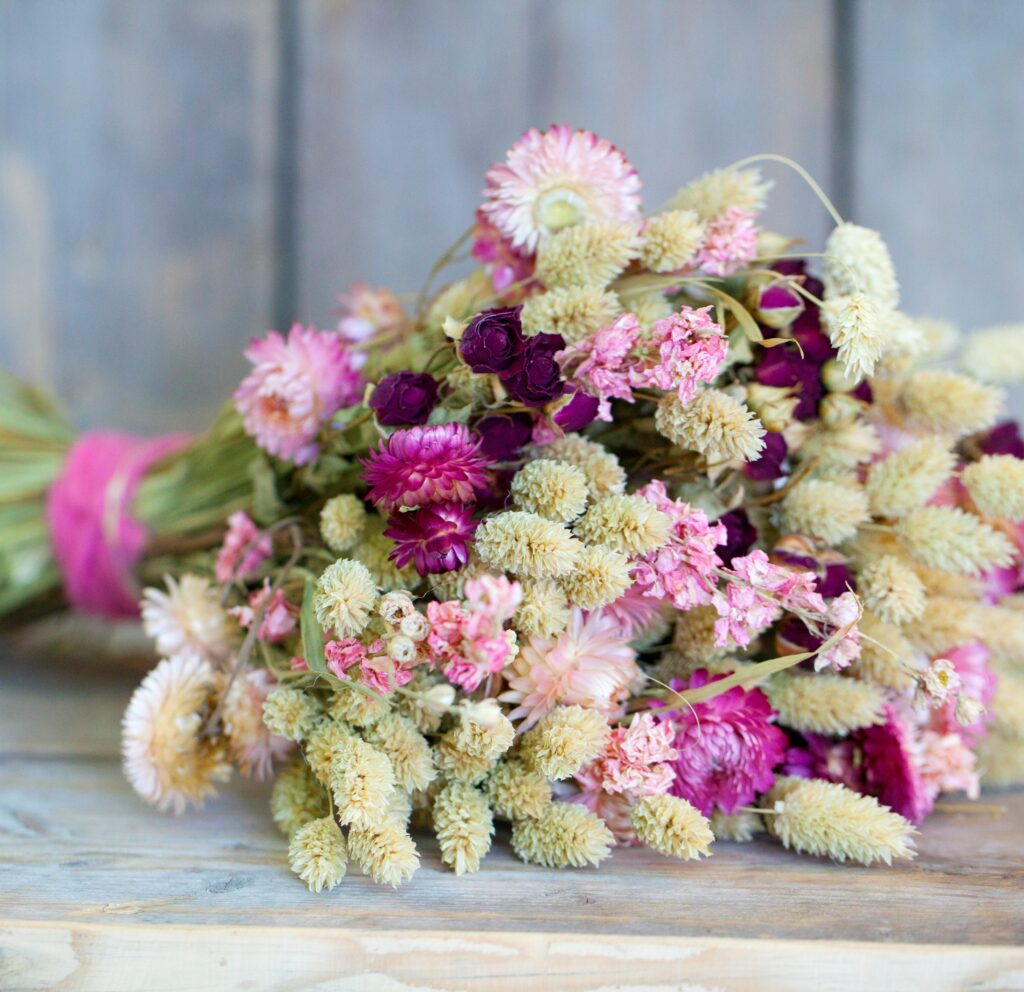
top-left (2, 652), bottom-right (1022, 991)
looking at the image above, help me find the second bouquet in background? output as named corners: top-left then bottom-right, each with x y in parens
top-left (121, 125), bottom-right (1024, 891)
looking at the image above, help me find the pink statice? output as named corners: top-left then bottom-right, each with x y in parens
top-left (631, 308), bottom-right (728, 404)
top-left (589, 712), bottom-right (678, 797)
top-left (482, 125), bottom-right (642, 254)
top-left (325, 637), bottom-right (367, 678)
top-left (696, 207), bottom-right (759, 277)
top-left (384, 503), bottom-right (478, 576)
top-left (660, 669), bottom-right (786, 816)
top-left (813, 591), bottom-right (861, 672)
top-left (229, 582), bottom-right (296, 643)
top-left (471, 209), bottom-right (536, 293)
top-left (325, 636), bottom-right (414, 693)
top-left (629, 481), bottom-right (725, 610)
top-left (215, 511), bottom-right (272, 584)
top-left (501, 608), bottom-right (639, 731)
top-left (425, 576), bottom-right (521, 692)
top-left (557, 313), bottom-right (642, 420)
top-left (336, 282), bottom-right (405, 343)
top-left (564, 767), bottom-right (639, 846)
top-left (234, 324), bottom-right (364, 465)
top-left (362, 424), bottom-right (492, 511)
top-left (711, 580), bottom-right (780, 649)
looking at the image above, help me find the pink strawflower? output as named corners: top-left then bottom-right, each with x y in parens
top-left (602, 584), bottom-right (668, 638)
top-left (215, 511), bottom-right (272, 584)
top-left (590, 712), bottom-right (678, 798)
top-left (696, 207), bottom-right (759, 277)
top-left (631, 308), bottom-right (728, 404)
top-left (362, 424), bottom-right (492, 511)
top-left (336, 282), bottom-right (405, 343)
top-left (464, 574), bottom-right (523, 624)
top-left (384, 503), bottom-right (478, 576)
top-left (482, 125), bottom-right (642, 254)
top-left (229, 582), bottom-right (297, 643)
top-left (471, 209), bottom-right (536, 293)
top-left (564, 768), bottom-right (639, 846)
top-left (222, 666), bottom-right (293, 780)
top-left (234, 324), bottom-right (364, 465)
top-left (915, 729), bottom-right (979, 801)
top-left (630, 481), bottom-right (725, 611)
top-left (660, 669), bottom-right (787, 816)
top-left (500, 608), bottom-right (638, 731)
top-left (558, 312), bottom-right (642, 420)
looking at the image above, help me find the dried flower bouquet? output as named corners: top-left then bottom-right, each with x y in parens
top-left (30, 125), bottom-right (1024, 888)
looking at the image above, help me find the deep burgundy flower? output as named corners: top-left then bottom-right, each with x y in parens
top-left (755, 345), bottom-right (822, 420)
top-left (775, 615), bottom-right (824, 653)
top-left (743, 431), bottom-right (788, 482)
top-left (980, 421), bottom-right (1024, 460)
top-left (858, 705), bottom-right (933, 824)
top-left (474, 413), bottom-right (534, 461)
top-left (384, 502), bottom-right (478, 576)
top-left (503, 332), bottom-right (566, 407)
top-left (715, 508), bottom-right (757, 566)
top-left (460, 306), bottom-right (524, 374)
top-left (554, 389), bottom-right (600, 432)
top-left (369, 371), bottom-right (439, 426)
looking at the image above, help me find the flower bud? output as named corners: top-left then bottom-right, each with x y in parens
top-left (387, 634), bottom-right (417, 664)
top-left (399, 611), bottom-right (430, 642)
top-left (745, 383), bottom-right (798, 433)
top-left (820, 392), bottom-right (863, 427)
top-left (821, 358), bottom-right (861, 394)
top-left (378, 590), bottom-right (415, 625)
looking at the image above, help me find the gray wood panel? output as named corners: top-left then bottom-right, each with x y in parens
top-left (850, 0), bottom-right (1024, 331)
top-left (294, 0), bottom-right (838, 326)
top-left (0, 0), bottom-right (280, 432)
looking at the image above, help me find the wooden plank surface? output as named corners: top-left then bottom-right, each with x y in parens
top-left (0, 0), bottom-right (280, 433)
top-left (1, 651), bottom-right (1023, 990)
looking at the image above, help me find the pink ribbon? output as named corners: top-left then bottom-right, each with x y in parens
top-left (46, 431), bottom-right (189, 618)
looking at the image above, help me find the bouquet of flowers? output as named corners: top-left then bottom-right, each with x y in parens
top-left (60, 125), bottom-right (1024, 889)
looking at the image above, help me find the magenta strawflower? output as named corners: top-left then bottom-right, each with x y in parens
top-left (384, 503), bottom-right (478, 576)
top-left (482, 125), bottom-right (642, 254)
top-left (234, 324), bottom-right (364, 465)
top-left (859, 705), bottom-right (934, 824)
top-left (361, 424), bottom-right (491, 511)
top-left (660, 669), bottom-right (787, 816)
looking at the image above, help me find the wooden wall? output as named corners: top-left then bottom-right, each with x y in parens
top-left (0, 0), bottom-right (1021, 432)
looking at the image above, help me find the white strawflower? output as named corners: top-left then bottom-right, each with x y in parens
top-left (824, 222), bottom-right (899, 309)
top-left (141, 574), bottom-right (236, 663)
top-left (122, 653), bottom-right (231, 814)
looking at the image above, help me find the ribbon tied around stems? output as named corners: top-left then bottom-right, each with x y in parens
top-left (45, 431), bottom-right (189, 618)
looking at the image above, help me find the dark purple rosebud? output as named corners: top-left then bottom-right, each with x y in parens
top-left (474, 413), bottom-right (534, 462)
top-left (553, 389), bottom-right (600, 432)
top-left (744, 431), bottom-right (788, 482)
top-left (715, 508), bottom-right (758, 567)
top-left (772, 259), bottom-right (807, 278)
top-left (756, 285), bottom-right (804, 330)
top-left (775, 615), bottom-right (824, 653)
top-left (369, 371), bottom-right (439, 426)
top-left (755, 346), bottom-right (823, 421)
top-left (459, 306), bottom-right (524, 374)
top-left (502, 332), bottom-right (566, 407)
top-left (849, 380), bottom-right (873, 404)
top-left (979, 421), bottom-right (1024, 460)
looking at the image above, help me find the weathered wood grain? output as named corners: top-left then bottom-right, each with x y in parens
top-left (293, 0), bottom-right (838, 326)
top-left (0, 0), bottom-right (280, 432)
top-left (850, 0), bottom-right (1024, 331)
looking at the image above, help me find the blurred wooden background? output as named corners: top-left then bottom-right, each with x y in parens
top-left (0, 0), bottom-right (1022, 432)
